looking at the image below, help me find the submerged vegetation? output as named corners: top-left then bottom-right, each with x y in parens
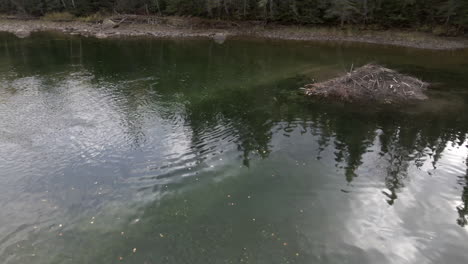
top-left (1, 0), bottom-right (468, 34)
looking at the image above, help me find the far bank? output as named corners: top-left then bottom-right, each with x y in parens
top-left (0, 16), bottom-right (467, 50)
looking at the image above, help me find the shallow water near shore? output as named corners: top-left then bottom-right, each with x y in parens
top-left (0, 32), bottom-right (468, 264)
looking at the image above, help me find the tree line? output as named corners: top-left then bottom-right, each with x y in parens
top-left (1, 0), bottom-right (468, 29)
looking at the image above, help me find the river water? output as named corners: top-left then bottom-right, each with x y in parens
top-left (0, 32), bottom-right (467, 264)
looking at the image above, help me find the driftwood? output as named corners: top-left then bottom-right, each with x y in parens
top-left (105, 15), bottom-right (241, 28)
top-left (108, 15), bottom-right (167, 26)
top-left (112, 17), bottom-right (127, 28)
top-left (4, 15), bottom-right (36, 20)
top-left (303, 64), bottom-right (429, 104)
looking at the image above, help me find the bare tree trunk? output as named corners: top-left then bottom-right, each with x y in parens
top-left (269, 0), bottom-right (274, 19)
top-left (154, 0), bottom-right (162, 16)
top-left (363, 0), bottom-right (368, 24)
top-left (243, 0), bottom-right (247, 17)
top-left (291, 0), bottom-right (299, 18)
top-left (71, 0), bottom-right (76, 9)
top-left (223, 0), bottom-right (230, 16)
top-left (206, 0), bottom-right (212, 17)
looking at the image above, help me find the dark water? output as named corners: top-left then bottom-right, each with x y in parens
top-left (0, 32), bottom-right (468, 264)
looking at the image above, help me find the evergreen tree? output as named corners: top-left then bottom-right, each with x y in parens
top-left (325, 0), bottom-right (358, 27)
top-left (438, 0), bottom-right (462, 25)
top-left (0, 0), bottom-right (466, 32)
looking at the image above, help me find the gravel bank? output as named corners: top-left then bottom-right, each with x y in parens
top-left (0, 19), bottom-right (466, 50)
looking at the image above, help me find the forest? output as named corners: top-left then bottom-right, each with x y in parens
top-left (1, 0), bottom-right (467, 30)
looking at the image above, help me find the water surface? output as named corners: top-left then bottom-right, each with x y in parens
top-left (1, 32), bottom-right (468, 264)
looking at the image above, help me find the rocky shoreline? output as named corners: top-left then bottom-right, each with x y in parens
top-left (0, 18), bottom-right (467, 50)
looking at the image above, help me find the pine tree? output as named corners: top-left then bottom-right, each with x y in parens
top-left (0, 0), bottom-right (466, 32)
top-left (438, 0), bottom-right (462, 25)
top-left (455, 0), bottom-right (468, 28)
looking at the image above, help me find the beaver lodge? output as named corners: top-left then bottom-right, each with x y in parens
top-left (304, 64), bottom-right (429, 104)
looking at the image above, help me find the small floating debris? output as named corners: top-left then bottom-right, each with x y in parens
top-left (303, 64), bottom-right (428, 104)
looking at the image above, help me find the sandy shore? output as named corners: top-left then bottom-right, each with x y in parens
top-left (0, 18), bottom-right (467, 50)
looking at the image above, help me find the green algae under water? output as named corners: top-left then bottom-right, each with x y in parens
top-left (0, 32), bottom-right (468, 264)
